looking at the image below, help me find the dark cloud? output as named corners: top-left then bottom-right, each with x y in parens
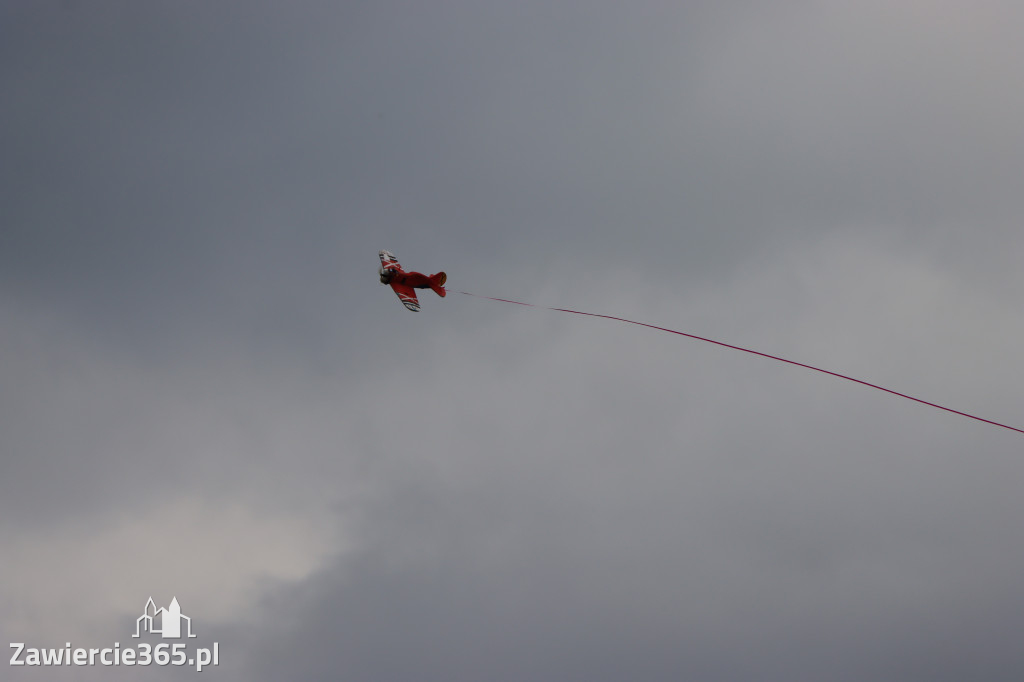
top-left (3, 2), bottom-right (1024, 681)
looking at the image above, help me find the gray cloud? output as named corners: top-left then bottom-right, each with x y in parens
top-left (3, 2), bottom-right (1024, 680)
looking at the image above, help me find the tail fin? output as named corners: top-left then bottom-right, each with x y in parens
top-left (429, 272), bottom-right (447, 297)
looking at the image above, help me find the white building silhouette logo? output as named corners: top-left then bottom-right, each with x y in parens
top-left (133, 597), bottom-right (196, 639)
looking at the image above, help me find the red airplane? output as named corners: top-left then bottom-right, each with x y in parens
top-left (379, 250), bottom-right (447, 311)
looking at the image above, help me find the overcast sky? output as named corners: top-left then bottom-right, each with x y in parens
top-left (3, 2), bottom-right (1024, 680)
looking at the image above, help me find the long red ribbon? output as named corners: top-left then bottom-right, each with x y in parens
top-left (457, 290), bottom-right (1024, 437)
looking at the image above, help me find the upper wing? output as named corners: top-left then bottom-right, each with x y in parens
top-left (389, 282), bottom-right (420, 311)
top-left (379, 249), bottom-right (401, 272)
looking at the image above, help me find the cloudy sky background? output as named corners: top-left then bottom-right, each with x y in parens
top-left (3, 1), bottom-right (1024, 679)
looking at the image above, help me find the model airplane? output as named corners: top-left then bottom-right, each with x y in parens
top-left (378, 250), bottom-right (447, 311)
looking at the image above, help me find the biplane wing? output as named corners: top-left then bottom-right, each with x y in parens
top-left (379, 249), bottom-right (401, 274)
top-left (379, 250), bottom-right (420, 311)
top-left (390, 282), bottom-right (421, 311)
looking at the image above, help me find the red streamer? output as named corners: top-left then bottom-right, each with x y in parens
top-left (457, 290), bottom-right (1024, 437)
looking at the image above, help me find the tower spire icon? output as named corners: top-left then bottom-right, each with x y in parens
top-left (133, 597), bottom-right (196, 638)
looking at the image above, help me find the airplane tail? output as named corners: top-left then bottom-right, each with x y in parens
top-left (429, 272), bottom-right (447, 297)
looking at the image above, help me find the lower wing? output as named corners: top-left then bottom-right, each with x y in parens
top-left (389, 282), bottom-right (420, 311)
